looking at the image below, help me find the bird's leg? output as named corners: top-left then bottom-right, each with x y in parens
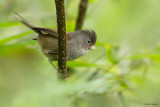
top-left (49, 59), bottom-right (58, 71)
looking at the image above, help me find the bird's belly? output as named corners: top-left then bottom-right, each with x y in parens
top-left (67, 46), bottom-right (88, 60)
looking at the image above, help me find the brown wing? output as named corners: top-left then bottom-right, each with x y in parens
top-left (15, 12), bottom-right (72, 54)
top-left (38, 34), bottom-right (58, 54)
top-left (32, 27), bottom-right (58, 39)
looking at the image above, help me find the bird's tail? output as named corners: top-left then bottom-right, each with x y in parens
top-left (14, 12), bottom-right (42, 35)
top-left (14, 12), bottom-right (35, 29)
top-left (14, 12), bottom-right (58, 39)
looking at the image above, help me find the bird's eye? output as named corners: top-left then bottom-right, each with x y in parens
top-left (86, 40), bottom-right (91, 44)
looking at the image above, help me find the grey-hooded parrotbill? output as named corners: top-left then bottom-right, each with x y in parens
top-left (14, 13), bottom-right (97, 70)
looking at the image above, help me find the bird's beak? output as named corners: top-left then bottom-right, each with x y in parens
top-left (89, 45), bottom-right (95, 50)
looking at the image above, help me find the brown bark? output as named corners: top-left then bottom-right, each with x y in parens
top-left (55, 0), bottom-right (68, 79)
top-left (75, 0), bottom-right (89, 30)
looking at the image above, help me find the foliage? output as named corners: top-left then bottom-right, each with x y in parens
top-left (0, 0), bottom-right (160, 107)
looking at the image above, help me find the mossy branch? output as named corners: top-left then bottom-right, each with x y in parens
top-left (55, 0), bottom-right (68, 79)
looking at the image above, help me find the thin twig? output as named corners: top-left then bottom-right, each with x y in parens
top-left (75, 0), bottom-right (89, 30)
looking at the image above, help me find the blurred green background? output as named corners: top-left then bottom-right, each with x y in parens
top-left (1, 0), bottom-right (160, 107)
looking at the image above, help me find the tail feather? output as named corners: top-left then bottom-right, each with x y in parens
top-left (14, 12), bottom-right (34, 28)
top-left (14, 12), bottom-right (41, 34)
top-left (14, 12), bottom-right (59, 39)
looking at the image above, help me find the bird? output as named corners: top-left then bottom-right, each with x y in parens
top-left (14, 13), bottom-right (97, 70)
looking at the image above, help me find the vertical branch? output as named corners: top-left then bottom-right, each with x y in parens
top-left (55, 0), bottom-right (68, 79)
top-left (75, 0), bottom-right (89, 30)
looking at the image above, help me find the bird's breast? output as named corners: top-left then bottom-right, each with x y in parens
top-left (67, 41), bottom-right (88, 60)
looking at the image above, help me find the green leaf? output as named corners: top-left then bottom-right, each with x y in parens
top-left (126, 53), bottom-right (160, 59)
top-left (54, 60), bottom-right (106, 68)
top-left (67, 60), bottom-right (99, 67)
top-left (0, 22), bottom-right (21, 27)
top-left (105, 43), bottom-right (117, 64)
top-left (6, 40), bottom-right (36, 46)
top-left (89, 0), bottom-right (98, 3)
top-left (0, 31), bottom-right (33, 45)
